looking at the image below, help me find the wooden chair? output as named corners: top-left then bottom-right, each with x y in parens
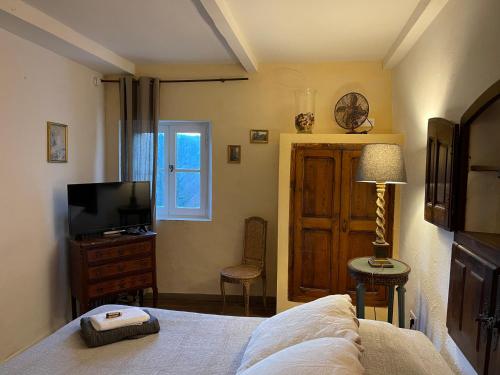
top-left (220, 216), bottom-right (267, 316)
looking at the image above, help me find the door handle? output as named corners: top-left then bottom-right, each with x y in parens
top-left (342, 219), bottom-right (348, 233)
top-left (169, 165), bottom-right (174, 173)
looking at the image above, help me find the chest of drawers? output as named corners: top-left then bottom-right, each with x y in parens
top-left (69, 232), bottom-right (158, 318)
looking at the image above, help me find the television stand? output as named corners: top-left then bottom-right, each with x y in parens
top-left (69, 231), bottom-right (158, 318)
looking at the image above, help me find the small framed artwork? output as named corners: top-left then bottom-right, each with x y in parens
top-left (47, 122), bottom-right (68, 162)
top-left (250, 129), bottom-right (269, 144)
top-left (227, 145), bottom-right (241, 163)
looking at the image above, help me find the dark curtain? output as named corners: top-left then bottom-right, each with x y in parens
top-left (119, 76), bottom-right (160, 226)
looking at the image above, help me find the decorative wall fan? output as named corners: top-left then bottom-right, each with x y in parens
top-left (334, 92), bottom-right (372, 134)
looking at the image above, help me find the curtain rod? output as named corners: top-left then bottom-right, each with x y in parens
top-left (100, 77), bottom-right (248, 84)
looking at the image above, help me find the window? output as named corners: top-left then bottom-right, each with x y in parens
top-left (156, 121), bottom-right (212, 220)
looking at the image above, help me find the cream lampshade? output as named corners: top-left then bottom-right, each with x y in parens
top-left (356, 144), bottom-right (407, 267)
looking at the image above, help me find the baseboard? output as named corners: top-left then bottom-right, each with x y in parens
top-left (144, 292), bottom-right (276, 306)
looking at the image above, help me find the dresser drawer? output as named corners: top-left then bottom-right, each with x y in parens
top-left (88, 273), bottom-right (153, 298)
top-left (87, 241), bottom-right (152, 263)
top-left (88, 257), bottom-right (152, 280)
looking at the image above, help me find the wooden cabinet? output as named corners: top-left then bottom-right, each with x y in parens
top-left (288, 144), bottom-right (394, 305)
top-left (447, 232), bottom-right (500, 375)
top-left (424, 118), bottom-right (460, 231)
top-left (70, 232), bottom-right (158, 318)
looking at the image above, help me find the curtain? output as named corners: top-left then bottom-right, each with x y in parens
top-left (119, 76), bottom-right (160, 225)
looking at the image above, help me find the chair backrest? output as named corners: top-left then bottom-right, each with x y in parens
top-left (243, 216), bottom-right (267, 270)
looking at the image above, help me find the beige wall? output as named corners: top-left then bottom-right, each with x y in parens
top-left (0, 28), bottom-right (105, 361)
top-left (392, 0), bottom-right (500, 373)
top-left (105, 62), bottom-right (394, 296)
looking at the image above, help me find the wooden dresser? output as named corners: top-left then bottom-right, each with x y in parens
top-left (69, 232), bottom-right (158, 318)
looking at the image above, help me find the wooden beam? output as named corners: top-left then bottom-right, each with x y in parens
top-left (383, 0), bottom-right (449, 69)
top-left (199, 0), bottom-right (258, 72)
top-left (0, 0), bottom-right (135, 74)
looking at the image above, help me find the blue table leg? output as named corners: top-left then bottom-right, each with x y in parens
top-left (397, 285), bottom-right (406, 328)
top-left (387, 285), bottom-right (395, 324)
top-left (356, 283), bottom-right (365, 319)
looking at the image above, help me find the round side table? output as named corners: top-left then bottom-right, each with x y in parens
top-left (347, 257), bottom-right (411, 328)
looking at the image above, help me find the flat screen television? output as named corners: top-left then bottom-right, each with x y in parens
top-left (68, 181), bottom-right (151, 237)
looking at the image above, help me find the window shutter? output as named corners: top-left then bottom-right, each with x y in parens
top-left (424, 118), bottom-right (460, 230)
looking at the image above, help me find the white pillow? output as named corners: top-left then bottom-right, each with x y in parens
top-left (239, 337), bottom-right (364, 375)
top-left (237, 294), bottom-right (362, 373)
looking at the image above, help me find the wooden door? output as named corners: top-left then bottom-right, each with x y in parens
top-left (424, 118), bottom-right (459, 231)
top-left (339, 150), bottom-right (394, 306)
top-left (289, 145), bottom-right (342, 302)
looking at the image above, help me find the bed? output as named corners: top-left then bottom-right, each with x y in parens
top-left (0, 304), bottom-right (453, 375)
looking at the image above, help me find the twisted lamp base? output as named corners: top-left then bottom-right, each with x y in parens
top-left (369, 183), bottom-right (394, 268)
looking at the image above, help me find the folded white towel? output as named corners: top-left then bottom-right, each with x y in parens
top-left (89, 307), bottom-right (150, 331)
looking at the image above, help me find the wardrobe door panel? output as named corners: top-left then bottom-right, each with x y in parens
top-left (289, 146), bottom-right (341, 302)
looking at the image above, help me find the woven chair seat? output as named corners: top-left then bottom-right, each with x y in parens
top-left (221, 264), bottom-right (262, 280)
top-left (220, 217), bottom-right (267, 316)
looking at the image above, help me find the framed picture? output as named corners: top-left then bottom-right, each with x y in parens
top-left (250, 129), bottom-right (269, 144)
top-left (47, 122), bottom-right (68, 162)
top-left (227, 145), bottom-right (241, 163)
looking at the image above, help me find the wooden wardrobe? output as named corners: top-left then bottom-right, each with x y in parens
top-left (288, 144), bottom-right (394, 306)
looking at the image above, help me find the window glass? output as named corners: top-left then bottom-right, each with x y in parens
top-left (176, 172), bottom-right (201, 208)
top-left (176, 133), bottom-right (200, 170)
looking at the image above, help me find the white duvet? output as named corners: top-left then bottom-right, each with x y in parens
top-left (0, 304), bottom-right (453, 375)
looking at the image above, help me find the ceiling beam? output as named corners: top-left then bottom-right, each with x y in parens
top-left (0, 0), bottom-right (135, 74)
top-left (383, 0), bottom-right (449, 69)
top-left (199, 0), bottom-right (258, 72)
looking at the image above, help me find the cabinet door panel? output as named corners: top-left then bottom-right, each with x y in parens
top-left (302, 157), bottom-right (334, 218)
top-left (300, 229), bottom-right (332, 292)
top-left (289, 146), bottom-right (341, 302)
top-left (447, 242), bottom-right (494, 375)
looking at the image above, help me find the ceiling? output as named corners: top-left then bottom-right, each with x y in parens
top-left (227, 0), bottom-right (419, 62)
top-left (5, 0), bottom-right (446, 72)
top-left (23, 0), bottom-right (237, 64)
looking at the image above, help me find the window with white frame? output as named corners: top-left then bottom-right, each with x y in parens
top-left (156, 121), bottom-right (212, 220)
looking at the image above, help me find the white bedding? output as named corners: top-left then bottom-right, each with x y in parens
top-left (0, 305), bottom-right (453, 375)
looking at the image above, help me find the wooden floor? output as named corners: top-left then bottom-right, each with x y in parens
top-left (143, 293), bottom-right (276, 318)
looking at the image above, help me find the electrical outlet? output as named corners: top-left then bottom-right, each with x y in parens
top-left (409, 310), bottom-right (417, 330)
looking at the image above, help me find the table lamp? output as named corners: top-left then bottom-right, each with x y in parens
top-left (356, 144), bottom-right (407, 268)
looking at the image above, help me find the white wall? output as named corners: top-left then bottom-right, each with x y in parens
top-left (0, 28), bottom-right (105, 361)
top-left (392, 0), bottom-right (500, 373)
